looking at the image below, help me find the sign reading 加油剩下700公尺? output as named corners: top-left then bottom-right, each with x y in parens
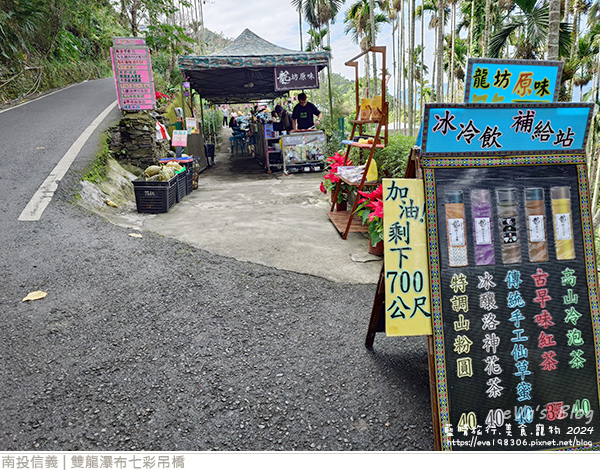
top-left (464, 58), bottom-right (563, 104)
top-left (274, 65), bottom-right (319, 91)
top-left (421, 103), bottom-right (595, 157)
top-left (382, 179), bottom-right (432, 336)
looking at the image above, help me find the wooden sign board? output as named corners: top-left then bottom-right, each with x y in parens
top-left (382, 179), bottom-right (432, 336)
top-left (420, 102), bottom-right (600, 451)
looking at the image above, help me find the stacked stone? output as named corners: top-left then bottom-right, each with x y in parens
top-left (117, 111), bottom-right (170, 168)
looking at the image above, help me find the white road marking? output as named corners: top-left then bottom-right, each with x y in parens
top-left (0, 84), bottom-right (77, 115)
top-left (18, 100), bottom-right (118, 221)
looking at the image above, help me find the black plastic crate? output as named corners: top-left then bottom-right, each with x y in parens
top-left (175, 169), bottom-right (187, 202)
top-left (133, 176), bottom-right (177, 214)
top-left (186, 168), bottom-right (193, 194)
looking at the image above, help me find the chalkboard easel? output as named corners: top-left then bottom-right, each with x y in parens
top-left (364, 148), bottom-right (443, 451)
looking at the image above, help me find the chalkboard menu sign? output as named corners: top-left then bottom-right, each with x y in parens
top-left (420, 103), bottom-right (600, 451)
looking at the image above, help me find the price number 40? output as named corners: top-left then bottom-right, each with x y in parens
top-left (457, 412), bottom-right (477, 433)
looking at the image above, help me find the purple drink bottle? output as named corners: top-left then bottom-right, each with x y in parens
top-left (471, 189), bottom-right (495, 266)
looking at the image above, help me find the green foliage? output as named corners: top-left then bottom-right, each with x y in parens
top-left (83, 131), bottom-right (111, 184)
top-left (0, 0), bottom-right (127, 102)
top-left (374, 132), bottom-right (416, 179)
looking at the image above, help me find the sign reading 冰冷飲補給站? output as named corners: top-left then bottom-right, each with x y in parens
top-left (110, 39), bottom-right (156, 111)
top-left (464, 58), bottom-right (563, 104)
top-left (421, 102), bottom-right (595, 157)
top-left (419, 99), bottom-right (600, 451)
top-left (382, 179), bottom-right (432, 336)
top-left (274, 65), bottom-right (319, 91)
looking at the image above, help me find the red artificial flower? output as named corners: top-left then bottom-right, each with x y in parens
top-left (368, 199), bottom-right (384, 222)
top-left (323, 172), bottom-right (339, 183)
top-left (319, 182), bottom-right (327, 194)
top-left (358, 183), bottom-right (383, 201)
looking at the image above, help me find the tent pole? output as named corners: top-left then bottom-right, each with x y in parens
top-left (199, 94), bottom-right (206, 142)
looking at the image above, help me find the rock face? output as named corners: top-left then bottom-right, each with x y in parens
top-left (115, 111), bottom-right (171, 168)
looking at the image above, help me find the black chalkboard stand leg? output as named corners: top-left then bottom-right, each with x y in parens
top-left (365, 263), bottom-right (386, 349)
top-left (428, 335), bottom-right (442, 451)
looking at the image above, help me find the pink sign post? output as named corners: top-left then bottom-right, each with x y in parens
top-left (110, 40), bottom-right (156, 111)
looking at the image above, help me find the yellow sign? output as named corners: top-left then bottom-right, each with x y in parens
top-left (383, 179), bottom-right (432, 336)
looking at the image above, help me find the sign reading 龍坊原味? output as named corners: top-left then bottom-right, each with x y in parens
top-left (274, 65), bottom-right (319, 91)
top-left (464, 58), bottom-right (563, 104)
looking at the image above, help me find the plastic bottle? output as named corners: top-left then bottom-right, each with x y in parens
top-left (496, 188), bottom-right (521, 264)
top-left (445, 190), bottom-right (468, 267)
top-left (525, 188), bottom-right (549, 262)
top-left (551, 186), bottom-right (575, 260)
top-left (471, 189), bottom-right (495, 266)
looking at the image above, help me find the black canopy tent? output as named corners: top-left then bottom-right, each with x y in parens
top-left (177, 29), bottom-right (330, 104)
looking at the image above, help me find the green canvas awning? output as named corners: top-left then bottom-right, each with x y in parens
top-left (178, 29), bottom-right (329, 104)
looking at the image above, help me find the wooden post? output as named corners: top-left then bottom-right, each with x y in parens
top-left (365, 263), bottom-right (386, 349)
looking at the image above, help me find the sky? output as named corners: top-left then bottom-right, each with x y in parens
top-left (201, 0), bottom-right (436, 85)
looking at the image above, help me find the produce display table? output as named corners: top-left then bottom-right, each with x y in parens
top-left (282, 130), bottom-right (326, 174)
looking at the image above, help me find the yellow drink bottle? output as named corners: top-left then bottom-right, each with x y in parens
top-left (551, 186), bottom-right (575, 260)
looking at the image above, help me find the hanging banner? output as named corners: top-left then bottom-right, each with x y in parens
top-left (383, 179), bottom-right (432, 336)
top-left (274, 65), bottom-right (319, 91)
top-left (110, 43), bottom-right (156, 111)
top-left (421, 103), bottom-right (595, 157)
top-left (464, 58), bottom-right (563, 104)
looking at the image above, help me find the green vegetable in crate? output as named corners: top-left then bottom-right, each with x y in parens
top-left (144, 165), bottom-right (161, 178)
top-left (158, 167), bottom-right (175, 181)
top-left (165, 161), bottom-right (183, 171)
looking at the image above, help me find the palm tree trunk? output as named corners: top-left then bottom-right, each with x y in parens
top-left (391, 14), bottom-right (397, 128)
top-left (299, 8), bottom-right (303, 50)
top-left (436, 0), bottom-right (444, 102)
top-left (420, 0), bottom-right (425, 119)
top-left (469, 0), bottom-right (474, 57)
top-left (547, 0), bottom-right (561, 60)
top-left (408, 0), bottom-right (415, 135)
top-left (450, 0), bottom-right (456, 102)
top-left (370, 0), bottom-right (378, 96)
top-left (484, 0), bottom-right (491, 56)
top-left (400, 0), bottom-right (405, 129)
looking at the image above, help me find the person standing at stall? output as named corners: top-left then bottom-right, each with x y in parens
top-left (221, 106), bottom-right (229, 127)
top-left (275, 104), bottom-right (293, 133)
top-left (291, 93), bottom-right (322, 131)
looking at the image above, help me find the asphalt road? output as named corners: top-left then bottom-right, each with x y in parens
top-left (0, 79), bottom-right (434, 452)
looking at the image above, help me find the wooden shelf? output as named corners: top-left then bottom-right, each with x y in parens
top-left (342, 140), bottom-right (385, 149)
top-left (349, 119), bottom-right (381, 124)
top-left (337, 175), bottom-right (379, 187)
top-left (327, 211), bottom-right (368, 235)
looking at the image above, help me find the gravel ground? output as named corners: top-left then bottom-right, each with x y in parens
top-left (1, 128), bottom-right (434, 454)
